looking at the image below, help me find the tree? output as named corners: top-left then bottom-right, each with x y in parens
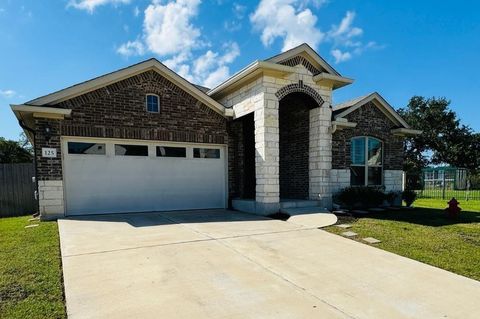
top-left (18, 132), bottom-right (33, 156)
top-left (398, 96), bottom-right (479, 174)
top-left (0, 136), bottom-right (34, 163)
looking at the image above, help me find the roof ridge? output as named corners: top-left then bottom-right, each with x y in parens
top-left (333, 93), bottom-right (374, 111)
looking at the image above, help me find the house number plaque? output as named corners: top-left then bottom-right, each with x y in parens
top-left (42, 148), bottom-right (57, 158)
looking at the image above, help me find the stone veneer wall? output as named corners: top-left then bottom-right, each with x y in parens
top-left (219, 64), bottom-right (333, 212)
top-left (38, 180), bottom-right (64, 220)
top-left (330, 169), bottom-right (350, 195)
top-left (330, 169), bottom-right (405, 194)
top-left (34, 70), bottom-right (228, 219)
top-left (384, 170), bottom-right (404, 192)
top-left (309, 105), bottom-right (332, 207)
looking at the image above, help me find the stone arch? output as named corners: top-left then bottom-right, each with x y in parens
top-left (275, 82), bottom-right (325, 107)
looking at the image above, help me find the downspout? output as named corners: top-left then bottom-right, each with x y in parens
top-left (18, 120), bottom-right (40, 217)
top-left (331, 123), bottom-right (337, 134)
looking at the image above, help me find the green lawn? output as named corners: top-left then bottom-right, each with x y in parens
top-left (0, 200), bottom-right (479, 318)
top-left (326, 198), bottom-right (480, 281)
top-left (0, 217), bottom-right (66, 319)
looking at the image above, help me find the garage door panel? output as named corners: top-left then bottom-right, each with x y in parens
top-left (64, 140), bottom-right (226, 215)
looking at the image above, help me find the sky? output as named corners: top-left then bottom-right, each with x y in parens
top-left (1, 0), bottom-right (479, 140)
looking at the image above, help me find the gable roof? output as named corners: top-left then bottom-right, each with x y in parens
top-left (26, 58), bottom-right (227, 116)
top-left (332, 94), bottom-right (370, 115)
top-left (265, 43), bottom-right (341, 76)
top-left (208, 43), bottom-right (352, 97)
top-left (333, 92), bottom-right (410, 128)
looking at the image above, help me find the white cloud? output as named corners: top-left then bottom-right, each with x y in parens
top-left (233, 3), bottom-right (246, 19)
top-left (224, 20), bottom-right (242, 32)
top-left (133, 6), bottom-right (140, 17)
top-left (250, 2), bottom-right (381, 64)
top-left (68, 0), bottom-right (131, 13)
top-left (327, 11), bottom-right (363, 46)
top-left (224, 3), bottom-right (247, 32)
top-left (327, 11), bottom-right (384, 63)
top-left (250, 0), bottom-right (325, 52)
top-left (116, 40), bottom-right (145, 57)
top-left (143, 0), bottom-right (202, 57)
top-left (331, 49), bottom-right (351, 63)
top-left (193, 50), bottom-right (218, 75)
top-left (117, 1), bottom-right (241, 88)
top-left (0, 89), bottom-right (16, 99)
top-left (219, 42), bottom-right (240, 64)
top-left (202, 66), bottom-right (230, 89)
top-left (191, 42), bottom-right (240, 88)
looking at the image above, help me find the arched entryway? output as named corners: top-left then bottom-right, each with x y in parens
top-left (279, 92), bottom-right (321, 199)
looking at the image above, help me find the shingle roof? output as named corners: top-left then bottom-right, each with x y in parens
top-left (333, 94), bottom-right (372, 112)
top-left (332, 92), bottom-right (410, 128)
top-left (194, 84), bottom-right (210, 93)
top-left (332, 93), bottom-right (373, 117)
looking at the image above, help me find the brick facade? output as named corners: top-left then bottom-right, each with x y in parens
top-left (28, 53), bottom-right (409, 218)
top-left (227, 114), bottom-right (256, 202)
top-left (34, 70), bottom-right (228, 181)
top-left (279, 93), bottom-right (311, 199)
top-left (35, 119), bottom-right (62, 180)
top-left (227, 119), bottom-right (244, 200)
top-left (332, 102), bottom-right (404, 170)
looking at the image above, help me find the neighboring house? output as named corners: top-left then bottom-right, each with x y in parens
top-left (11, 43), bottom-right (420, 219)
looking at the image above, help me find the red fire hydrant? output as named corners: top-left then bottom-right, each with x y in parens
top-left (445, 197), bottom-right (461, 218)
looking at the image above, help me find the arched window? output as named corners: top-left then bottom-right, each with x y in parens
top-left (146, 94), bottom-right (160, 113)
top-left (350, 136), bottom-right (383, 186)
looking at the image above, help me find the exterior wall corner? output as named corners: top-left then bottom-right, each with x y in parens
top-left (38, 180), bottom-right (65, 220)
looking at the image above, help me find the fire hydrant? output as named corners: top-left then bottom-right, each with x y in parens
top-left (445, 197), bottom-right (461, 218)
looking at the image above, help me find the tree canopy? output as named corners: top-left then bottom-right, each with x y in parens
top-left (398, 96), bottom-right (479, 174)
top-left (0, 135), bottom-right (34, 163)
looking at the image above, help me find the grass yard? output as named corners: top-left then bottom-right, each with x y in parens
top-left (0, 216), bottom-right (66, 319)
top-left (0, 200), bottom-right (478, 318)
top-left (326, 198), bottom-right (480, 281)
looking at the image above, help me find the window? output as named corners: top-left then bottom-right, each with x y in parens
top-left (68, 142), bottom-right (105, 155)
top-left (115, 144), bottom-right (148, 156)
top-left (350, 137), bottom-right (383, 186)
top-left (156, 146), bottom-right (186, 158)
top-left (193, 148), bottom-right (220, 159)
top-left (146, 94), bottom-right (159, 113)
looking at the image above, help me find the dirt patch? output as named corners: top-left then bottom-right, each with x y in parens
top-left (0, 283), bottom-right (29, 303)
top-left (458, 233), bottom-right (480, 246)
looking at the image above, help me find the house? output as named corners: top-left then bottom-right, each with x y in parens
top-left (11, 43), bottom-right (420, 220)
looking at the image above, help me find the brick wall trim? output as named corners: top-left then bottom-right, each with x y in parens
top-left (277, 55), bottom-right (321, 75)
top-left (275, 83), bottom-right (325, 107)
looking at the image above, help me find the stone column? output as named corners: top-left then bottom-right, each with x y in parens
top-left (309, 105), bottom-right (333, 209)
top-left (254, 98), bottom-right (280, 214)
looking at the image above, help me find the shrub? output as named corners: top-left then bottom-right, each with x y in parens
top-left (337, 186), bottom-right (386, 209)
top-left (385, 191), bottom-right (402, 206)
top-left (402, 189), bottom-right (417, 207)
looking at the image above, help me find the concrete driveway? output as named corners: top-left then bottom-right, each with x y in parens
top-left (59, 210), bottom-right (480, 319)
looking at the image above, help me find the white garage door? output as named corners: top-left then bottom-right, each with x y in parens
top-left (62, 138), bottom-right (227, 215)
